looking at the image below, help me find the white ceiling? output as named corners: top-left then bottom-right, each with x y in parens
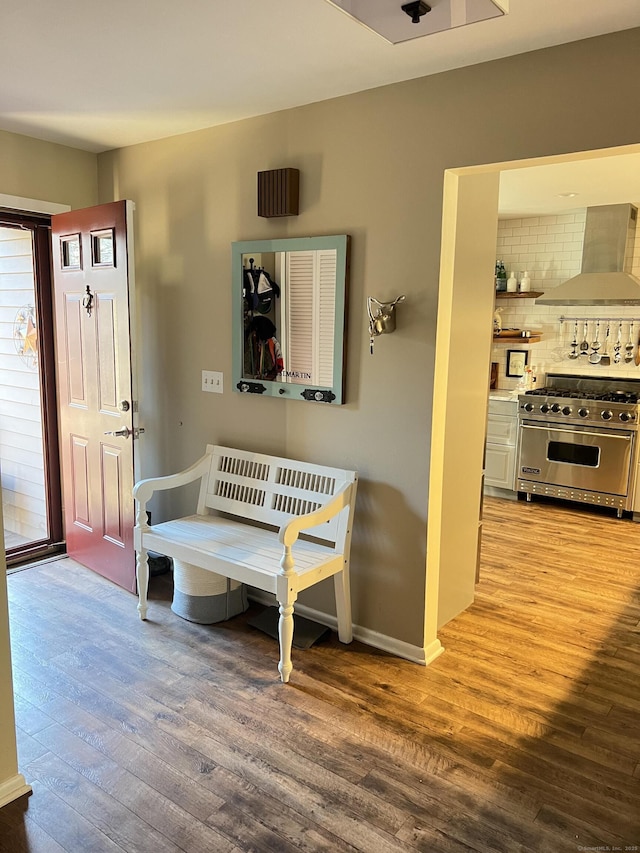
top-left (1, 0), bottom-right (639, 154)
top-left (499, 150), bottom-right (640, 217)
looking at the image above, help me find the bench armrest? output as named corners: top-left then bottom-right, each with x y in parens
top-left (133, 453), bottom-right (212, 511)
top-left (278, 482), bottom-right (354, 548)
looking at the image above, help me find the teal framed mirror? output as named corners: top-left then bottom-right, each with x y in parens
top-left (232, 235), bottom-right (349, 404)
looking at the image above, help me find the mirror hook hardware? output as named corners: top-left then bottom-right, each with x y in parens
top-left (367, 295), bottom-right (406, 354)
top-left (82, 285), bottom-right (94, 317)
top-left (236, 381), bottom-right (267, 394)
top-left (301, 389), bottom-right (336, 403)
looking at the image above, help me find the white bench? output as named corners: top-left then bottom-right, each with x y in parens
top-left (133, 445), bottom-right (358, 682)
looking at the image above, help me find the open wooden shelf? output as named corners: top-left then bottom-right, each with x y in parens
top-left (495, 291), bottom-right (544, 299)
top-left (493, 334), bottom-right (542, 343)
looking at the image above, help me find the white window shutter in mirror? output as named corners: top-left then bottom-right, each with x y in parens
top-left (285, 249), bottom-right (337, 387)
top-left (285, 250), bottom-right (314, 383)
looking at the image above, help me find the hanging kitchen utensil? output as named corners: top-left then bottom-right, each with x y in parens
top-left (625, 321), bottom-right (635, 363)
top-left (600, 322), bottom-right (611, 366)
top-left (579, 321), bottom-right (589, 355)
top-left (588, 321), bottom-right (601, 364)
top-left (614, 320), bottom-right (622, 364)
top-left (568, 320), bottom-right (579, 359)
top-left (635, 327), bottom-right (640, 367)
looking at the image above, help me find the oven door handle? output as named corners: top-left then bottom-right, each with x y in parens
top-left (520, 424), bottom-right (632, 441)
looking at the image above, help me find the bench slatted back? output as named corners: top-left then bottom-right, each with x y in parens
top-left (197, 445), bottom-right (356, 548)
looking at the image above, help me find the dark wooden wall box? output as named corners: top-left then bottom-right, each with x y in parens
top-left (257, 168), bottom-right (300, 217)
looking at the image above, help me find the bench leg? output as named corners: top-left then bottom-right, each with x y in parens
top-left (277, 601), bottom-right (295, 683)
top-left (334, 566), bottom-right (353, 644)
top-left (136, 548), bottom-right (149, 621)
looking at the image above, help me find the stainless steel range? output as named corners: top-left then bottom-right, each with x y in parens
top-left (517, 373), bottom-right (640, 516)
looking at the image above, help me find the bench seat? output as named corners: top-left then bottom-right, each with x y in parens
top-left (143, 515), bottom-right (344, 594)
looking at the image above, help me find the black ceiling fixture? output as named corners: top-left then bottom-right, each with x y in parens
top-left (401, 1), bottom-right (431, 24)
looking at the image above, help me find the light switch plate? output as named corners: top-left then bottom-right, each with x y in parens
top-left (202, 370), bottom-right (223, 393)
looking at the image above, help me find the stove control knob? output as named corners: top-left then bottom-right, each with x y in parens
top-left (540, 403), bottom-right (550, 414)
top-left (578, 407), bottom-right (589, 418)
top-left (562, 406), bottom-right (572, 416)
top-left (619, 411), bottom-right (633, 422)
top-left (523, 402), bottom-right (534, 413)
top-left (601, 410), bottom-right (613, 421)
top-left (551, 403), bottom-right (561, 413)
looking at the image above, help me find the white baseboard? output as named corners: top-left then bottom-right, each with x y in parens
top-left (247, 590), bottom-right (443, 667)
top-left (424, 637), bottom-right (445, 665)
top-left (0, 774), bottom-right (31, 809)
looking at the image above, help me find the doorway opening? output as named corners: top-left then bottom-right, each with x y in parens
top-left (0, 209), bottom-right (63, 565)
top-left (426, 142), bottom-right (640, 653)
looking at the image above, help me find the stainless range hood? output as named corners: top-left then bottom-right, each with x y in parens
top-left (536, 203), bottom-right (640, 305)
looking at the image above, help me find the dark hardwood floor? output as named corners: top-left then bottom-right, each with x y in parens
top-left (1, 496), bottom-right (639, 852)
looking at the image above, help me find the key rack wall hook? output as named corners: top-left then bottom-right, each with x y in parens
top-left (368, 295), bottom-right (405, 354)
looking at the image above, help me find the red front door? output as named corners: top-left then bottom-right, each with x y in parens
top-left (51, 201), bottom-right (138, 591)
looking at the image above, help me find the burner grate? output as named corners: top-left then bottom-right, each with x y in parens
top-left (524, 387), bottom-right (639, 404)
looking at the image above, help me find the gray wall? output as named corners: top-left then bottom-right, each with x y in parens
top-left (0, 128), bottom-right (97, 209)
top-left (97, 28), bottom-right (640, 650)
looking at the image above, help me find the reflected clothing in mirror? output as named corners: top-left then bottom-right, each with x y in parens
top-left (244, 316), bottom-right (283, 380)
top-left (242, 254), bottom-right (283, 381)
top-left (244, 267), bottom-right (280, 315)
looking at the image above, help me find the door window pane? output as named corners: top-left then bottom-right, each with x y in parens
top-left (60, 234), bottom-right (81, 270)
top-left (91, 229), bottom-right (115, 267)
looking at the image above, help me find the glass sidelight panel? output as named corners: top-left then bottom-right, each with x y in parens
top-left (0, 226), bottom-right (49, 549)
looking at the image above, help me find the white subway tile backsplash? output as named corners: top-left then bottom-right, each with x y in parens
top-left (564, 221), bottom-right (585, 233)
top-left (492, 209), bottom-right (640, 388)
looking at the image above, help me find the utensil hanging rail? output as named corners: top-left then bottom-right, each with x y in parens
top-left (559, 316), bottom-right (640, 325)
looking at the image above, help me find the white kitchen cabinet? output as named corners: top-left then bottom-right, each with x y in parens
top-left (485, 396), bottom-right (518, 494)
